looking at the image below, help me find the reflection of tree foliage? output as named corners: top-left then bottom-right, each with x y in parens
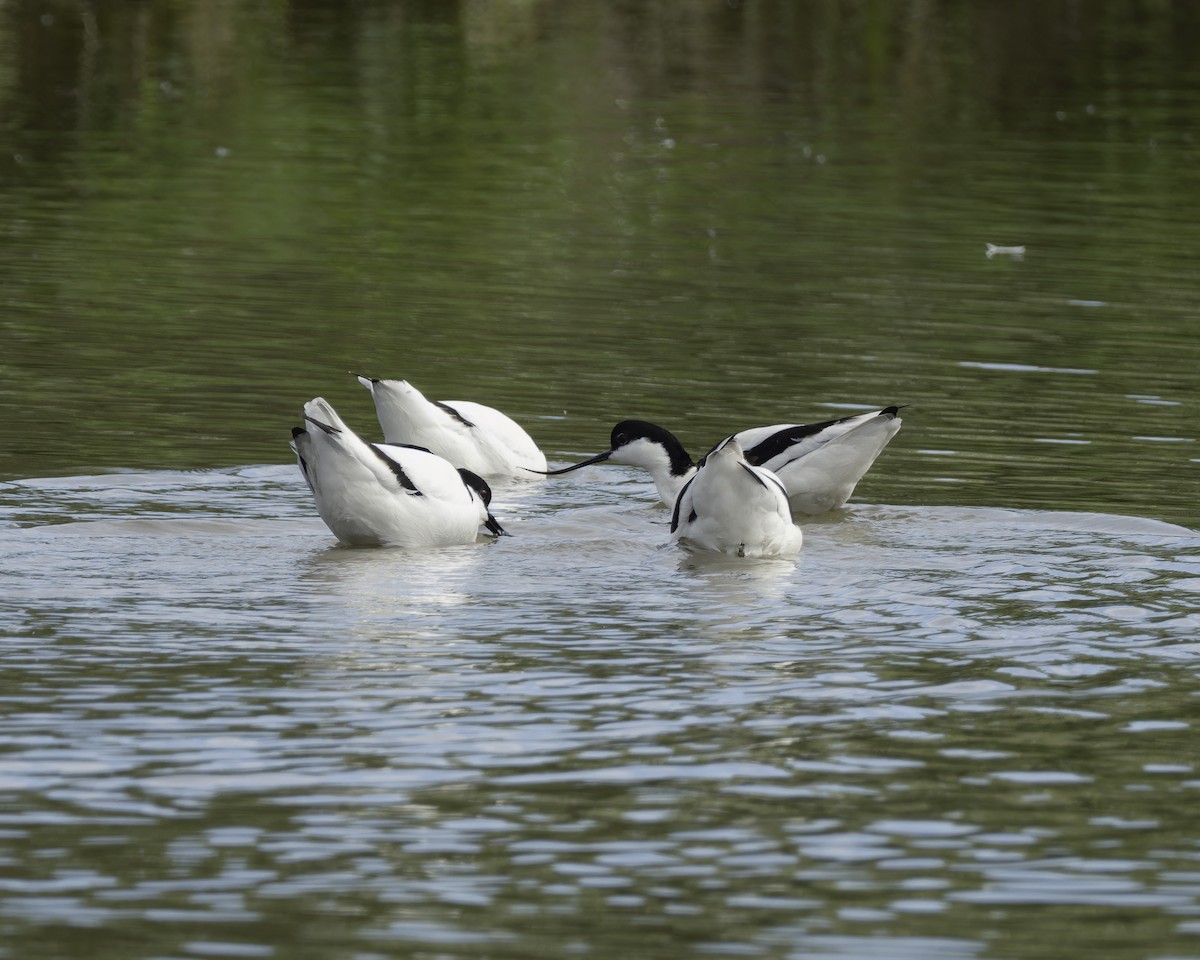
top-left (0, 2), bottom-right (1196, 526)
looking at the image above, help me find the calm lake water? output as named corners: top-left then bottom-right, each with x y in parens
top-left (2, 2), bottom-right (1199, 959)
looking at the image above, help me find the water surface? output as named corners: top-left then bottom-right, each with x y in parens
top-left (3, 465), bottom-right (1199, 959)
top-left (2, 2), bottom-right (1199, 958)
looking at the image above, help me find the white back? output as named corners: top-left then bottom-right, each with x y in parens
top-left (671, 438), bottom-right (802, 558)
top-left (752, 412), bottom-right (902, 514)
top-left (441, 400), bottom-right (547, 471)
top-left (359, 377), bottom-right (547, 476)
top-left (733, 409), bottom-right (885, 464)
top-left (294, 398), bottom-right (488, 547)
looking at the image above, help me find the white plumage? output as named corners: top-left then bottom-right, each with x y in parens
top-left (290, 397), bottom-right (507, 548)
top-left (670, 436), bottom-right (803, 558)
top-left (357, 376), bottom-right (547, 477)
top-left (538, 406), bottom-right (902, 515)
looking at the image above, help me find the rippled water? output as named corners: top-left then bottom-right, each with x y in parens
top-left (4, 1), bottom-right (1200, 957)
top-left (3, 464), bottom-right (1198, 959)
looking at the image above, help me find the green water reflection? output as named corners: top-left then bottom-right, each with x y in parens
top-left (2, 1), bottom-right (1197, 526)
top-left (1, 10), bottom-right (1199, 954)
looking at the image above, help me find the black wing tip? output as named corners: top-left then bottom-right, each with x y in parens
top-left (881, 404), bottom-right (907, 418)
top-left (291, 426), bottom-right (307, 439)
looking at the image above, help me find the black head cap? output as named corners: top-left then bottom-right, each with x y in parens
top-left (457, 468), bottom-right (493, 506)
top-left (610, 420), bottom-right (695, 475)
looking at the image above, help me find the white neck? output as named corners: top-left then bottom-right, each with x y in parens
top-left (611, 438), bottom-right (696, 507)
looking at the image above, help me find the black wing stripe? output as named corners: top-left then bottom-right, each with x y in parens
top-left (670, 477), bottom-right (695, 533)
top-left (743, 411), bottom-right (877, 465)
top-left (739, 462), bottom-right (768, 489)
top-left (368, 443), bottom-right (423, 495)
top-left (434, 400), bottom-right (476, 428)
top-left (765, 472), bottom-right (789, 499)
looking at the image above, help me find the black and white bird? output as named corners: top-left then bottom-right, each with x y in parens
top-left (290, 397), bottom-right (508, 547)
top-left (670, 436), bottom-right (803, 558)
top-left (537, 406), bottom-right (902, 515)
top-left (357, 375), bottom-right (547, 477)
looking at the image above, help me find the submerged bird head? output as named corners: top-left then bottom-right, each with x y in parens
top-left (457, 468), bottom-right (510, 537)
